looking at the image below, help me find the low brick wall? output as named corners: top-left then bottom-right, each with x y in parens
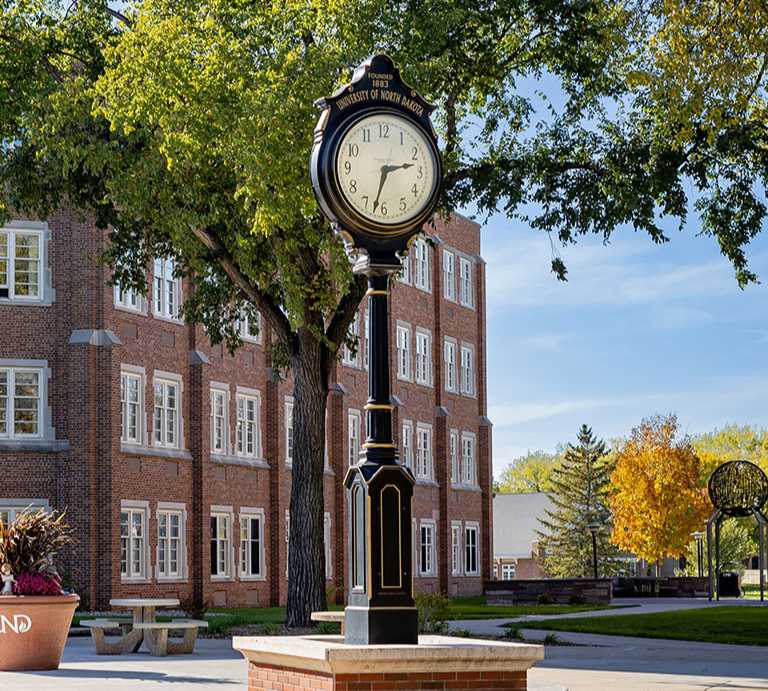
top-left (485, 578), bottom-right (613, 605)
top-left (613, 576), bottom-right (709, 598)
top-left (248, 662), bottom-right (527, 690)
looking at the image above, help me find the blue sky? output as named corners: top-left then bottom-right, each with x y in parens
top-left (465, 73), bottom-right (768, 478)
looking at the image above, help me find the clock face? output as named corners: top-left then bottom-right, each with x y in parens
top-left (334, 113), bottom-right (437, 227)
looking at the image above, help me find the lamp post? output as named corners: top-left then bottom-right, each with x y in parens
top-left (587, 522), bottom-right (600, 580)
top-left (691, 530), bottom-right (705, 578)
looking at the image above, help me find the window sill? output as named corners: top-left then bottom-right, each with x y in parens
top-left (451, 483), bottom-right (481, 493)
top-left (120, 443), bottom-right (192, 461)
top-left (239, 575), bottom-right (267, 582)
top-left (0, 298), bottom-right (53, 307)
top-left (211, 454), bottom-right (269, 469)
top-left (157, 577), bottom-right (188, 584)
top-left (152, 314), bottom-right (185, 326)
top-left (210, 575), bottom-right (234, 582)
top-left (416, 478), bottom-right (438, 487)
top-left (121, 576), bottom-right (152, 584)
top-left (459, 301), bottom-right (475, 310)
top-left (0, 438), bottom-right (69, 452)
top-left (114, 304), bottom-right (147, 316)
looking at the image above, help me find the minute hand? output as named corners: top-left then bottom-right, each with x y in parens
top-left (372, 164), bottom-right (414, 213)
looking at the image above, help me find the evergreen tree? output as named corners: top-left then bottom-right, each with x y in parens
top-left (537, 425), bottom-right (618, 578)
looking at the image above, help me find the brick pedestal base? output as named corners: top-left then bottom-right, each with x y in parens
top-left (235, 635), bottom-right (542, 691)
top-left (249, 662), bottom-right (527, 690)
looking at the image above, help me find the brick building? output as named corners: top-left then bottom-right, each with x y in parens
top-left (0, 210), bottom-right (491, 610)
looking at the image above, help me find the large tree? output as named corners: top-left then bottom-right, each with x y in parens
top-left (496, 449), bottom-right (563, 494)
top-left (538, 425), bottom-right (618, 578)
top-left (611, 415), bottom-right (710, 572)
top-left (2, 1), bottom-right (767, 626)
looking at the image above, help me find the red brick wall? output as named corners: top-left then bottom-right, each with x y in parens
top-left (0, 210), bottom-right (490, 606)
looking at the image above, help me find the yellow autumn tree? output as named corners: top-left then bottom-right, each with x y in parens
top-left (611, 415), bottom-right (710, 571)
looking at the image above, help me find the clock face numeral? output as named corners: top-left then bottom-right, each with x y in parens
top-left (335, 114), bottom-right (436, 226)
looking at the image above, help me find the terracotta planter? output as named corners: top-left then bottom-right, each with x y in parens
top-left (0, 594), bottom-right (79, 671)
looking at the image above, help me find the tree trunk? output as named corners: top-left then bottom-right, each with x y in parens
top-left (285, 328), bottom-right (329, 628)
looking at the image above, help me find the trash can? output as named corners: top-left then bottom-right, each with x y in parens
top-left (718, 572), bottom-right (740, 598)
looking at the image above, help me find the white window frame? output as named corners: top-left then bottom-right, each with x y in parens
top-left (348, 409), bottom-right (362, 466)
top-left (415, 423), bottom-right (433, 480)
top-left (501, 563), bottom-right (516, 580)
top-left (237, 311), bottom-right (262, 344)
top-left (153, 372), bottom-right (183, 449)
top-left (153, 257), bottom-right (182, 321)
top-left (284, 397), bottom-right (294, 466)
top-left (0, 366), bottom-right (44, 439)
top-left (443, 250), bottom-right (456, 301)
top-left (236, 388), bottom-right (262, 459)
top-left (413, 238), bottom-right (430, 292)
top-left (156, 502), bottom-right (187, 581)
top-left (0, 226), bottom-right (45, 303)
top-left (465, 522), bottom-right (480, 576)
top-left (363, 310), bottom-right (370, 370)
top-left (341, 314), bottom-right (360, 367)
top-left (114, 281), bottom-right (144, 313)
top-left (399, 252), bottom-right (411, 284)
top-left (419, 520), bottom-right (436, 577)
top-left (396, 324), bottom-right (411, 381)
top-left (451, 522), bottom-right (462, 576)
top-left (459, 256), bottom-right (474, 308)
top-left (239, 507), bottom-right (266, 580)
top-left (324, 512), bottom-right (333, 580)
top-left (120, 365), bottom-right (146, 446)
top-left (401, 420), bottom-right (413, 470)
top-left (210, 385), bottom-right (229, 455)
top-left (415, 329), bottom-right (432, 386)
top-left (0, 499), bottom-right (50, 525)
top-left (210, 507), bottom-right (234, 580)
top-left (461, 432), bottom-right (477, 486)
top-left (120, 501), bottom-right (150, 582)
top-left (460, 344), bottom-right (476, 397)
top-left (449, 429), bottom-right (459, 485)
top-left (444, 338), bottom-right (458, 393)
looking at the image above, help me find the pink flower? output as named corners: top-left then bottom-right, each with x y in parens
top-left (12, 572), bottom-right (64, 596)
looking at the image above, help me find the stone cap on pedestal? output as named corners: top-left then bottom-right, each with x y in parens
top-left (233, 634), bottom-right (544, 676)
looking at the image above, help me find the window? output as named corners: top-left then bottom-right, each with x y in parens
top-left (237, 311), bottom-right (262, 344)
top-left (0, 500), bottom-right (50, 525)
top-left (400, 253), bottom-right (411, 284)
top-left (0, 228), bottom-right (42, 301)
top-left (420, 521), bottom-right (436, 576)
top-left (120, 370), bottom-right (143, 445)
top-left (120, 506), bottom-right (147, 580)
top-left (465, 524), bottom-right (479, 575)
top-left (459, 257), bottom-right (473, 307)
top-left (363, 311), bottom-right (369, 370)
top-left (153, 378), bottom-right (180, 448)
top-left (240, 510), bottom-right (264, 578)
top-left (348, 410), bottom-right (361, 466)
top-left (210, 512), bottom-right (232, 578)
top-left (444, 339), bottom-right (457, 393)
top-left (210, 388), bottom-right (228, 454)
top-left (414, 238), bottom-right (430, 291)
top-left (416, 424), bottom-right (432, 480)
top-left (443, 250), bottom-right (456, 301)
top-left (324, 513), bottom-right (333, 580)
top-left (461, 433), bottom-right (476, 485)
top-left (284, 399), bottom-right (294, 464)
top-left (153, 257), bottom-right (181, 320)
top-left (501, 563), bottom-right (516, 580)
top-left (157, 509), bottom-right (183, 579)
top-left (460, 345), bottom-right (475, 396)
top-left (396, 325), bottom-right (411, 380)
top-left (415, 330), bottom-right (431, 386)
top-left (449, 430), bottom-right (459, 484)
top-left (451, 523), bottom-right (462, 576)
top-left (401, 421), bottom-right (413, 470)
top-left (236, 393), bottom-right (260, 458)
top-left (0, 367), bottom-right (42, 438)
top-left (341, 314), bottom-right (360, 367)
top-left (114, 282), bottom-right (142, 312)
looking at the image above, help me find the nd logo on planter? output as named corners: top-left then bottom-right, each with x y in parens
top-left (0, 614), bottom-right (32, 634)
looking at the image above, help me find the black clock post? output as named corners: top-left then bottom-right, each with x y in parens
top-left (310, 54), bottom-right (442, 645)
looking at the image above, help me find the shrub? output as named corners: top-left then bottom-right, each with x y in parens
top-left (537, 593), bottom-right (555, 605)
top-left (568, 594), bottom-right (586, 605)
top-left (415, 591), bottom-right (450, 634)
top-left (0, 509), bottom-right (74, 581)
top-left (13, 572), bottom-right (63, 596)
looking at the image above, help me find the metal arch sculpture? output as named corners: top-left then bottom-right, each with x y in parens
top-left (708, 460), bottom-right (768, 518)
top-left (706, 460), bottom-right (768, 602)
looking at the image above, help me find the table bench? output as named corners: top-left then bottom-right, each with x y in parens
top-left (311, 611), bottom-right (345, 635)
top-left (134, 619), bottom-right (209, 656)
top-left (81, 619), bottom-right (142, 655)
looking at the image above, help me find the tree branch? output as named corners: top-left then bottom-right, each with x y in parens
top-left (106, 7), bottom-right (133, 28)
top-left (324, 274), bottom-right (367, 375)
top-left (190, 226), bottom-right (293, 344)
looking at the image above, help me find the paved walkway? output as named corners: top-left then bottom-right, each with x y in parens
top-left (448, 596), bottom-right (766, 637)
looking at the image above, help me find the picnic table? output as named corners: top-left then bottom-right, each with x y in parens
top-left (311, 610), bottom-right (345, 634)
top-left (82, 598), bottom-right (208, 656)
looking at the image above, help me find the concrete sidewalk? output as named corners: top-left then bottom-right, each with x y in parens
top-left (448, 596), bottom-right (766, 637)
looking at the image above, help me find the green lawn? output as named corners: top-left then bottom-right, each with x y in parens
top-left (444, 596), bottom-right (620, 620)
top-left (521, 606), bottom-right (768, 646)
